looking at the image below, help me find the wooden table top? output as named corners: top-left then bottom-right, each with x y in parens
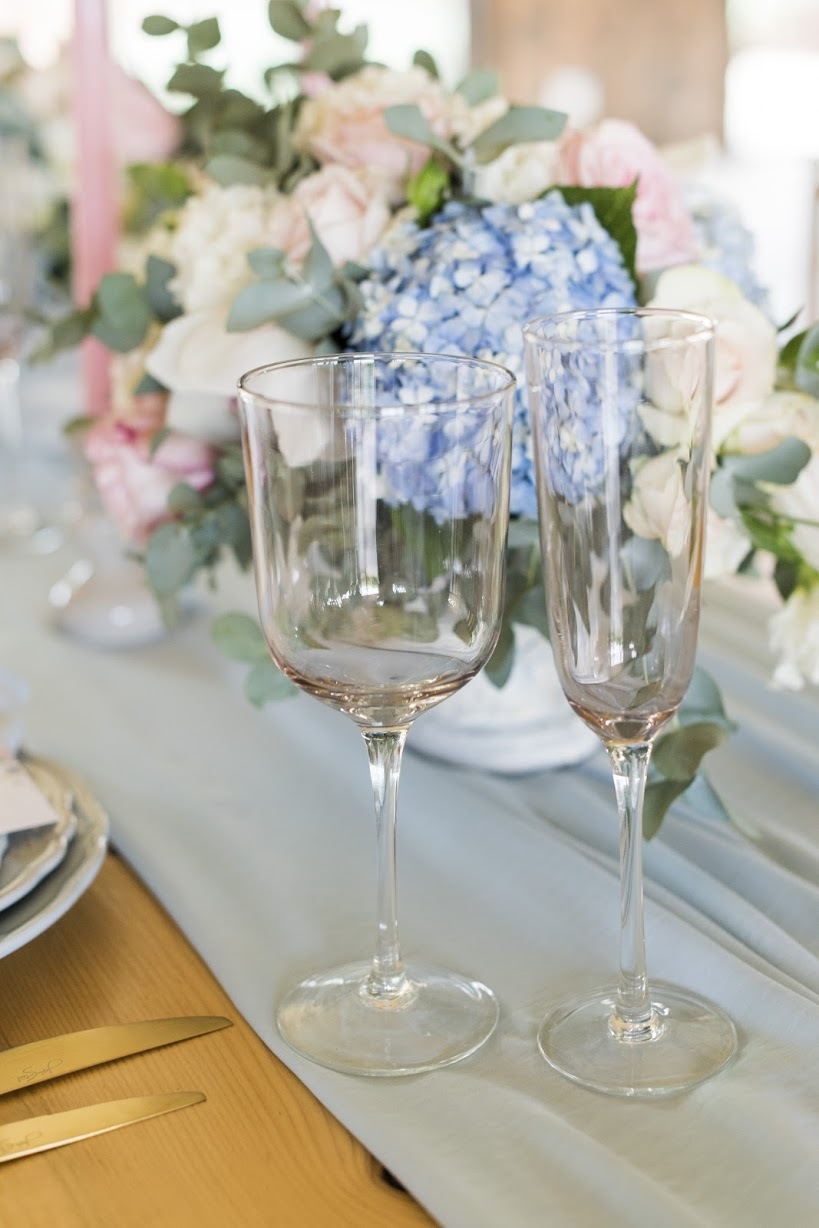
top-left (1, 852), bottom-right (436, 1228)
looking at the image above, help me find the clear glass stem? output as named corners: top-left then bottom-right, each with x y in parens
top-left (607, 742), bottom-right (662, 1040)
top-left (362, 728), bottom-right (410, 1002)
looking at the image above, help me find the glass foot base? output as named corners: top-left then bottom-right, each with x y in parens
top-left (538, 980), bottom-right (738, 1098)
top-left (277, 960), bottom-right (499, 1077)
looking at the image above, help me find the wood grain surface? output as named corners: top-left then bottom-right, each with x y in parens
top-left (0, 853), bottom-right (437, 1228)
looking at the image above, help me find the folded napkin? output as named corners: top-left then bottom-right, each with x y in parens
top-left (0, 760), bottom-right (61, 837)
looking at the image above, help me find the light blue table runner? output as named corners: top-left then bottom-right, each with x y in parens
top-left (4, 548), bottom-right (818, 1228)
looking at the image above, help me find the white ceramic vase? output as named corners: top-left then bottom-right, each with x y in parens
top-left (409, 624), bottom-right (598, 774)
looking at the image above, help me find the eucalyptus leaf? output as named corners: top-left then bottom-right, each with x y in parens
top-left (268, 0), bottom-right (311, 41)
top-left (92, 273), bottom-right (151, 353)
top-left (145, 523), bottom-right (199, 596)
top-left (708, 465), bottom-right (738, 519)
top-left (413, 49), bottom-right (439, 79)
top-left (621, 534), bottom-right (669, 591)
top-left (652, 721), bottom-right (729, 782)
top-left (795, 323), bottom-right (819, 398)
top-left (456, 67), bottom-right (498, 105)
top-left (167, 62), bottom-right (225, 98)
top-left (209, 129), bottom-right (267, 161)
top-left (166, 481), bottom-right (204, 513)
top-left (214, 502), bottom-right (251, 552)
top-left (135, 372), bottom-right (167, 396)
top-left (227, 278), bottom-right (313, 331)
top-left (145, 255), bottom-right (181, 324)
top-left (245, 659), bottom-right (299, 705)
top-left (187, 16), bottom-right (221, 57)
top-left (469, 105), bottom-right (567, 164)
top-left (678, 665), bottom-right (733, 728)
top-left (212, 611), bottom-right (270, 663)
top-left (206, 154), bottom-right (270, 187)
top-left (247, 247), bottom-right (287, 278)
top-left (484, 619), bottom-right (515, 687)
top-left (384, 105), bottom-right (461, 164)
top-left (142, 14), bottom-right (179, 36)
top-left (722, 437), bottom-right (811, 486)
top-left (643, 778), bottom-right (691, 839)
top-left (302, 224), bottom-right (334, 292)
top-left (303, 27), bottom-right (368, 77)
top-left (276, 284), bottom-right (348, 341)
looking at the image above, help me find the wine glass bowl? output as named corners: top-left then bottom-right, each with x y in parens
top-left (239, 352), bottom-right (514, 1076)
top-left (524, 308), bottom-right (737, 1096)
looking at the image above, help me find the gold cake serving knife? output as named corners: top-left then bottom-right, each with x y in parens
top-left (0, 1091), bottom-right (206, 1161)
top-left (0, 1015), bottom-right (232, 1095)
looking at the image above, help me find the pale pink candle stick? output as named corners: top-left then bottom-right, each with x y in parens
top-left (71, 0), bottom-right (118, 417)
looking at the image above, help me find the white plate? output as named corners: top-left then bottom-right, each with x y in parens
top-left (0, 758), bottom-right (77, 912)
top-left (0, 756), bottom-right (108, 958)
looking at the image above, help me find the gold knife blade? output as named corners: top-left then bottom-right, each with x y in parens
top-left (0, 1016), bottom-right (232, 1095)
top-left (0, 1091), bottom-right (206, 1162)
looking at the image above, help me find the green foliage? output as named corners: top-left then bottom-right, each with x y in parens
top-left (468, 105), bottom-right (567, 164)
top-left (91, 273), bottom-right (152, 353)
top-left (456, 68), bottom-right (499, 105)
top-left (187, 17), bottom-right (221, 58)
top-left (142, 14), bottom-right (179, 36)
top-left (407, 158), bottom-right (451, 224)
top-left (268, 0), bottom-right (311, 42)
top-left (413, 50), bottom-right (440, 80)
top-left (124, 162), bottom-right (194, 233)
top-left (226, 228), bottom-right (359, 341)
top-left (557, 184), bottom-right (639, 288)
top-left (384, 105), bottom-right (462, 166)
top-left (145, 255), bottom-right (182, 324)
top-left (779, 323), bottom-right (819, 397)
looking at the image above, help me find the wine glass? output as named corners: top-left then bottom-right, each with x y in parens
top-left (524, 308), bottom-right (737, 1097)
top-left (238, 352), bottom-right (514, 1076)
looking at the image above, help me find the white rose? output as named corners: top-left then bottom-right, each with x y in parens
top-left (145, 309), bottom-right (312, 440)
top-left (645, 265), bottom-right (778, 450)
top-left (704, 510), bottom-right (751, 580)
top-left (472, 141), bottom-right (560, 204)
top-left (624, 449), bottom-right (690, 557)
top-left (728, 389), bottom-right (819, 454)
top-left (769, 586), bottom-right (819, 690)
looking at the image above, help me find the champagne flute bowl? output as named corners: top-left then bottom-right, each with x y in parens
top-left (524, 308), bottom-right (737, 1097)
top-left (239, 352), bottom-right (514, 1076)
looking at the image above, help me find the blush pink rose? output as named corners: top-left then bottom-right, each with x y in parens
top-left (556, 119), bottom-right (699, 274)
top-left (85, 396), bottom-right (215, 547)
top-left (295, 65), bottom-right (455, 199)
top-left (290, 165), bottom-right (391, 265)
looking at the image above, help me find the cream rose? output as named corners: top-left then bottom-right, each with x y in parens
top-left (472, 141), bottom-right (561, 205)
top-left (295, 65), bottom-right (458, 200)
top-left (624, 449), bottom-right (690, 557)
top-left (290, 165), bottom-right (391, 266)
top-left (145, 309), bottom-right (312, 440)
top-left (645, 265), bottom-right (778, 450)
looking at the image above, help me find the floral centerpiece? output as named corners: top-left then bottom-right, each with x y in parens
top-left (47, 1), bottom-right (819, 834)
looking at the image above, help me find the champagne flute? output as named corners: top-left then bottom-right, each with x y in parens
top-left (239, 352), bottom-right (514, 1076)
top-left (524, 308), bottom-right (737, 1096)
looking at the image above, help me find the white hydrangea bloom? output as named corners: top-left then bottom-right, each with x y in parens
top-left (168, 183), bottom-right (292, 314)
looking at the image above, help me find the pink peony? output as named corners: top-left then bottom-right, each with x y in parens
top-left (555, 119), bottom-right (699, 274)
top-left (295, 65), bottom-right (456, 200)
top-left (290, 165), bottom-right (391, 266)
top-left (84, 395), bottom-right (215, 547)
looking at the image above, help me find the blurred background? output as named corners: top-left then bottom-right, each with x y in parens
top-left (0, 0), bottom-right (817, 323)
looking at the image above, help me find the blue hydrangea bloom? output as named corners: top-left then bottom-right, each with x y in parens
top-left (688, 191), bottom-right (771, 315)
top-left (345, 193), bottom-right (638, 519)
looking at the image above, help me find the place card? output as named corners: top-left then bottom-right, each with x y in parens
top-left (0, 759), bottom-right (61, 835)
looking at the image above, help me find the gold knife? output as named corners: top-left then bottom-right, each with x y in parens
top-left (0, 1016), bottom-right (232, 1095)
top-left (0, 1091), bottom-right (206, 1162)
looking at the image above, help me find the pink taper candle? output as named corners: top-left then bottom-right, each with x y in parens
top-left (71, 0), bottom-right (118, 416)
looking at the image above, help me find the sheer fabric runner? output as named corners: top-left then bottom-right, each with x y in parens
top-left (7, 554), bottom-right (819, 1228)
